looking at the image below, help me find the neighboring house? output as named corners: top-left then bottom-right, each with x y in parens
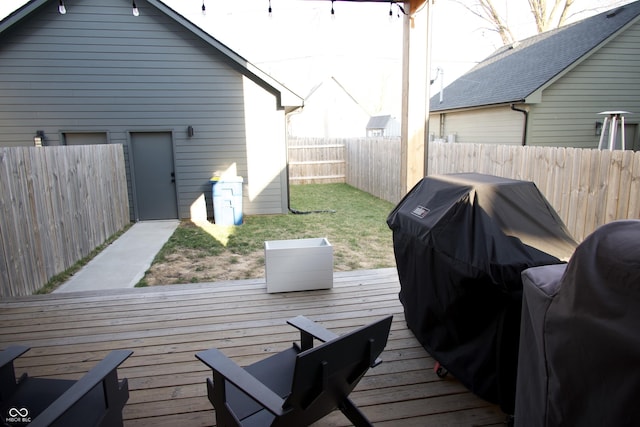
top-left (0, 0), bottom-right (303, 221)
top-left (366, 115), bottom-right (401, 137)
top-left (429, 1), bottom-right (640, 150)
top-left (287, 76), bottom-right (370, 138)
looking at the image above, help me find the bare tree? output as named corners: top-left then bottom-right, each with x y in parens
top-left (456, 0), bottom-right (627, 46)
top-left (480, 0), bottom-right (516, 45)
top-left (528, 0), bottom-right (576, 32)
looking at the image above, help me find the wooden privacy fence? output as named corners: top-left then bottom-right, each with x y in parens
top-left (0, 145), bottom-right (130, 298)
top-left (429, 142), bottom-right (640, 242)
top-left (345, 138), bottom-right (402, 204)
top-left (292, 137), bottom-right (640, 243)
top-left (288, 137), bottom-right (346, 184)
top-left (288, 137), bottom-right (402, 201)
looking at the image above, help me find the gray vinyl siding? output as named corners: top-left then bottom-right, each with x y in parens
top-left (0, 0), bottom-right (289, 219)
top-left (429, 106), bottom-right (524, 145)
top-left (527, 22), bottom-right (640, 148)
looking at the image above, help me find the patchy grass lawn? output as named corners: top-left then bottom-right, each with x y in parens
top-left (138, 183), bottom-right (397, 286)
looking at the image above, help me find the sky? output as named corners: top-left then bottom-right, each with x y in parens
top-left (0, 0), bottom-right (633, 116)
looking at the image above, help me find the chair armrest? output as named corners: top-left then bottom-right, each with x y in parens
top-left (287, 316), bottom-right (339, 350)
top-left (0, 346), bottom-right (30, 399)
top-left (196, 348), bottom-right (285, 416)
top-left (28, 350), bottom-right (133, 427)
top-left (0, 346), bottom-right (30, 370)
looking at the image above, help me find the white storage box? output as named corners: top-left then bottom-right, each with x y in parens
top-left (264, 238), bottom-right (333, 293)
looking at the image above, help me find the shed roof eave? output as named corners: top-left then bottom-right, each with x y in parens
top-left (0, 0), bottom-right (48, 33)
top-left (429, 4), bottom-right (640, 117)
top-left (0, 0), bottom-right (303, 109)
top-left (430, 100), bottom-right (526, 114)
top-left (147, 0), bottom-right (303, 108)
top-left (529, 13), bottom-right (640, 100)
top-left (524, 91), bottom-right (542, 104)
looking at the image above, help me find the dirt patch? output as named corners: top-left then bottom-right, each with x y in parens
top-left (142, 249), bottom-right (265, 285)
top-left (142, 241), bottom-right (395, 286)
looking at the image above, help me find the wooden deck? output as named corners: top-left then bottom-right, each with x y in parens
top-left (0, 268), bottom-right (506, 426)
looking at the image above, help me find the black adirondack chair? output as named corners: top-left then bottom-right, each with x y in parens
top-left (196, 315), bottom-right (393, 427)
top-left (0, 346), bottom-right (132, 427)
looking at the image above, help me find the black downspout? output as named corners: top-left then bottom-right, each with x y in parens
top-left (511, 104), bottom-right (528, 146)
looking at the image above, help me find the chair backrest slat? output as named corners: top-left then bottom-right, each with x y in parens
top-left (285, 316), bottom-right (393, 413)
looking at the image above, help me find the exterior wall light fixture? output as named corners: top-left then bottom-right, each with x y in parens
top-left (34, 130), bottom-right (45, 147)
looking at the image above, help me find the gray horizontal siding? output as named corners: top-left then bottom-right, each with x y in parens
top-left (0, 0), bottom-right (288, 219)
top-left (432, 107), bottom-right (524, 145)
top-left (528, 22), bottom-right (640, 148)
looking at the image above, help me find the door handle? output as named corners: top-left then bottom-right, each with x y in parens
top-left (171, 172), bottom-right (175, 183)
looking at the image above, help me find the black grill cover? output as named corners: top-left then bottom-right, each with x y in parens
top-left (386, 173), bottom-right (577, 414)
top-left (515, 220), bottom-right (640, 426)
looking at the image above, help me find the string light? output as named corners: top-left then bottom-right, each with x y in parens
top-left (51, 0), bottom-right (408, 21)
top-left (388, 1), bottom-right (404, 21)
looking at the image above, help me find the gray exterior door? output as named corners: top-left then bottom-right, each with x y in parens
top-left (131, 132), bottom-right (178, 220)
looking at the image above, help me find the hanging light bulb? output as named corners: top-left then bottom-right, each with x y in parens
top-left (132, 0), bottom-right (140, 16)
top-left (202, 0), bottom-right (206, 16)
top-left (389, 2), bottom-right (393, 21)
top-left (330, 0), bottom-right (335, 19)
top-left (268, 0), bottom-right (272, 18)
top-left (58, 0), bottom-right (66, 15)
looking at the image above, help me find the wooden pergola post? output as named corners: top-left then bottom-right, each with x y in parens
top-left (400, 0), bottom-right (432, 195)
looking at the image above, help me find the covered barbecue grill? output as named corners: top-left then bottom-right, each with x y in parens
top-left (386, 173), bottom-right (577, 414)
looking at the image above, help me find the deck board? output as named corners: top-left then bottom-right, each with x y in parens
top-left (0, 268), bottom-right (507, 426)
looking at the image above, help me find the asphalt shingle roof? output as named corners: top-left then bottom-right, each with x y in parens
top-left (430, 1), bottom-right (640, 112)
top-left (367, 115), bottom-right (392, 129)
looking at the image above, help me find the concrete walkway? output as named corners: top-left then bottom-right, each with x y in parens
top-left (55, 220), bottom-right (180, 293)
